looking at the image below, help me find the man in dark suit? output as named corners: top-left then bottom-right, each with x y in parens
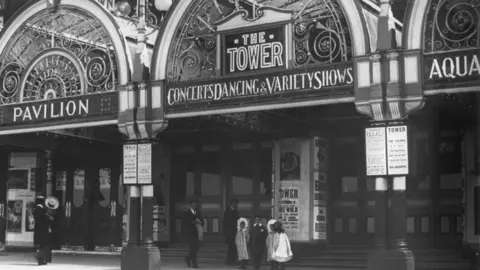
top-left (183, 200), bottom-right (202, 268)
top-left (33, 196), bottom-right (50, 265)
top-left (223, 198), bottom-right (239, 265)
top-left (249, 214), bottom-right (268, 270)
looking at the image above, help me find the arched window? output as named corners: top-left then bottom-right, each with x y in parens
top-left (0, 7), bottom-right (119, 104)
top-left (166, 0), bottom-right (352, 82)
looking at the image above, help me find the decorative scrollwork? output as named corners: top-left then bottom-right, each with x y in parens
top-left (424, 0), bottom-right (480, 53)
top-left (167, 0), bottom-right (352, 82)
top-left (22, 52), bottom-right (83, 102)
top-left (0, 7), bottom-right (118, 104)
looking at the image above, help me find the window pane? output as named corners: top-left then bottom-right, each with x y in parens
top-left (421, 216), bottom-right (430, 233)
top-left (367, 217), bottom-right (375, 233)
top-left (366, 177), bottom-right (375, 191)
top-left (7, 170), bottom-right (29, 190)
top-left (212, 218), bottom-right (219, 233)
top-left (407, 217), bottom-right (415, 234)
top-left (334, 218), bottom-right (343, 233)
top-left (186, 172), bottom-right (195, 196)
top-left (201, 173), bottom-right (221, 196)
top-left (342, 177), bottom-right (358, 193)
top-left (348, 218), bottom-right (357, 233)
top-left (232, 149), bottom-right (253, 195)
top-left (55, 171), bottom-right (67, 206)
top-left (199, 151), bottom-right (221, 196)
top-left (456, 216), bottom-right (463, 234)
top-left (440, 216), bottom-right (450, 234)
top-left (260, 148), bottom-right (273, 195)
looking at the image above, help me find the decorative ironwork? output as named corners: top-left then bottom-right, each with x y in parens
top-left (167, 0), bottom-right (352, 82)
top-left (0, 8), bottom-right (118, 105)
top-left (424, 0), bottom-right (480, 53)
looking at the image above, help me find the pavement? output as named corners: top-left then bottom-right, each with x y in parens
top-left (0, 252), bottom-right (327, 270)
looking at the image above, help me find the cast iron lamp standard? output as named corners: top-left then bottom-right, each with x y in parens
top-left (364, 2), bottom-right (415, 270)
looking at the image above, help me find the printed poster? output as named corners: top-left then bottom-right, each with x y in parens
top-left (313, 206), bottom-right (327, 240)
top-left (280, 143), bottom-right (301, 181)
top-left (7, 200), bottom-right (23, 233)
top-left (365, 127), bottom-right (387, 176)
top-left (277, 187), bottom-right (300, 230)
top-left (153, 205), bottom-right (168, 242)
top-left (73, 169), bottom-right (85, 208)
top-left (386, 126), bottom-right (409, 175)
top-left (25, 201), bottom-right (35, 232)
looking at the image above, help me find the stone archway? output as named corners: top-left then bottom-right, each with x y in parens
top-left (0, 0), bottom-right (131, 134)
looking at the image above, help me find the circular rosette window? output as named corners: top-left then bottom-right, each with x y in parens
top-left (20, 49), bottom-right (86, 102)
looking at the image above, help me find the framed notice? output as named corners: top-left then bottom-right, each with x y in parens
top-left (386, 125), bottom-right (409, 175)
top-left (365, 127), bottom-right (387, 176)
top-left (137, 143), bottom-right (152, 185)
top-left (123, 144), bottom-right (138, 185)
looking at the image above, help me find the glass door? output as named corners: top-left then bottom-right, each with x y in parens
top-left (6, 168), bottom-right (36, 247)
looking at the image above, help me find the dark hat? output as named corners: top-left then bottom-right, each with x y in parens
top-left (254, 213), bottom-right (262, 219)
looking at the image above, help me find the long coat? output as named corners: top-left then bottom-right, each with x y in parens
top-left (183, 209), bottom-right (202, 242)
top-left (249, 223), bottom-right (268, 254)
top-left (33, 206), bottom-right (51, 247)
top-left (223, 207), bottom-right (238, 244)
top-left (235, 229), bottom-right (250, 260)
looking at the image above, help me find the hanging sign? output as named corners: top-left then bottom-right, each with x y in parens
top-left (137, 143), bottom-right (152, 185)
top-left (386, 125), bottom-right (409, 175)
top-left (365, 127), bottom-right (387, 176)
top-left (123, 144), bottom-right (138, 185)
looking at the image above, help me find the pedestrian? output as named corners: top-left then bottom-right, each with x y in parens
top-left (33, 196), bottom-right (51, 265)
top-left (44, 196), bottom-right (60, 263)
top-left (183, 200), bottom-right (203, 269)
top-left (272, 222), bottom-right (293, 270)
top-left (266, 219), bottom-right (277, 270)
top-left (249, 214), bottom-right (268, 270)
top-left (223, 198), bottom-right (239, 265)
top-left (236, 218), bottom-right (250, 269)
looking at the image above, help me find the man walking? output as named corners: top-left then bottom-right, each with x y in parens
top-left (223, 198), bottom-right (239, 265)
top-left (250, 214), bottom-right (268, 270)
top-left (183, 200), bottom-right (202, 269)
top-left (33, 196), bottom-right (50, 265)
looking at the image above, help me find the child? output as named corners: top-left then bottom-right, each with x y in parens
top-left (266, 219), bottom-right (277, 270)
top-left (272, 221), bottom-right (293, 270)
top-left (236, 218), bottom-right (250, 269)
top-left (250, 214), bottom-right (268, 270)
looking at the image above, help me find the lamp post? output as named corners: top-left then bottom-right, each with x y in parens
top-left (356, 1), bottom-right (424, 270)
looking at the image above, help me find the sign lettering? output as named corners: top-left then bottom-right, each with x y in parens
top-left (96, 0), bottom-right (115, 10)
top-left (13, 100), bottom-right (89, 122)
top-left (424, 50), bottom-right (480, 90)
top-left (225, 27), bottom-right (285, 74)
top-left (0, 92), bottom-right (118, 130)
top-left (166, 66), bottom-right (354, 109)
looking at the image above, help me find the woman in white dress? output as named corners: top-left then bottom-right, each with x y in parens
top-left (272, 221), bottom-right (293, 270)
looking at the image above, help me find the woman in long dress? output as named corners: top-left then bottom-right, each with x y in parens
top-left (236, 218), bottom-right (250, 269)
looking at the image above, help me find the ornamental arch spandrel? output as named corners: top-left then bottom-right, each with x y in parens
top-left (150, 0), bottom-right (372, 119)
top-left (403, 0), bottom-right (480, 95)
top-left (0, 0), bottom-right (131, 135)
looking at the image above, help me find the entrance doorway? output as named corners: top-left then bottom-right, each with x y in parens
top-left (53, 141), bottom-right (122, 250)
top-left (5, 152), bottom-right (39, 247)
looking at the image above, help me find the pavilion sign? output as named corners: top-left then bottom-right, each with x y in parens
top-left (0, 92), bottom-right (118, 130)
top-left (424, 49), bottom-right (480, 90)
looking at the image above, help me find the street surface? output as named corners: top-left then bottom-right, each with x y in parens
top-left (0, 253), bottom-right (328, 270)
